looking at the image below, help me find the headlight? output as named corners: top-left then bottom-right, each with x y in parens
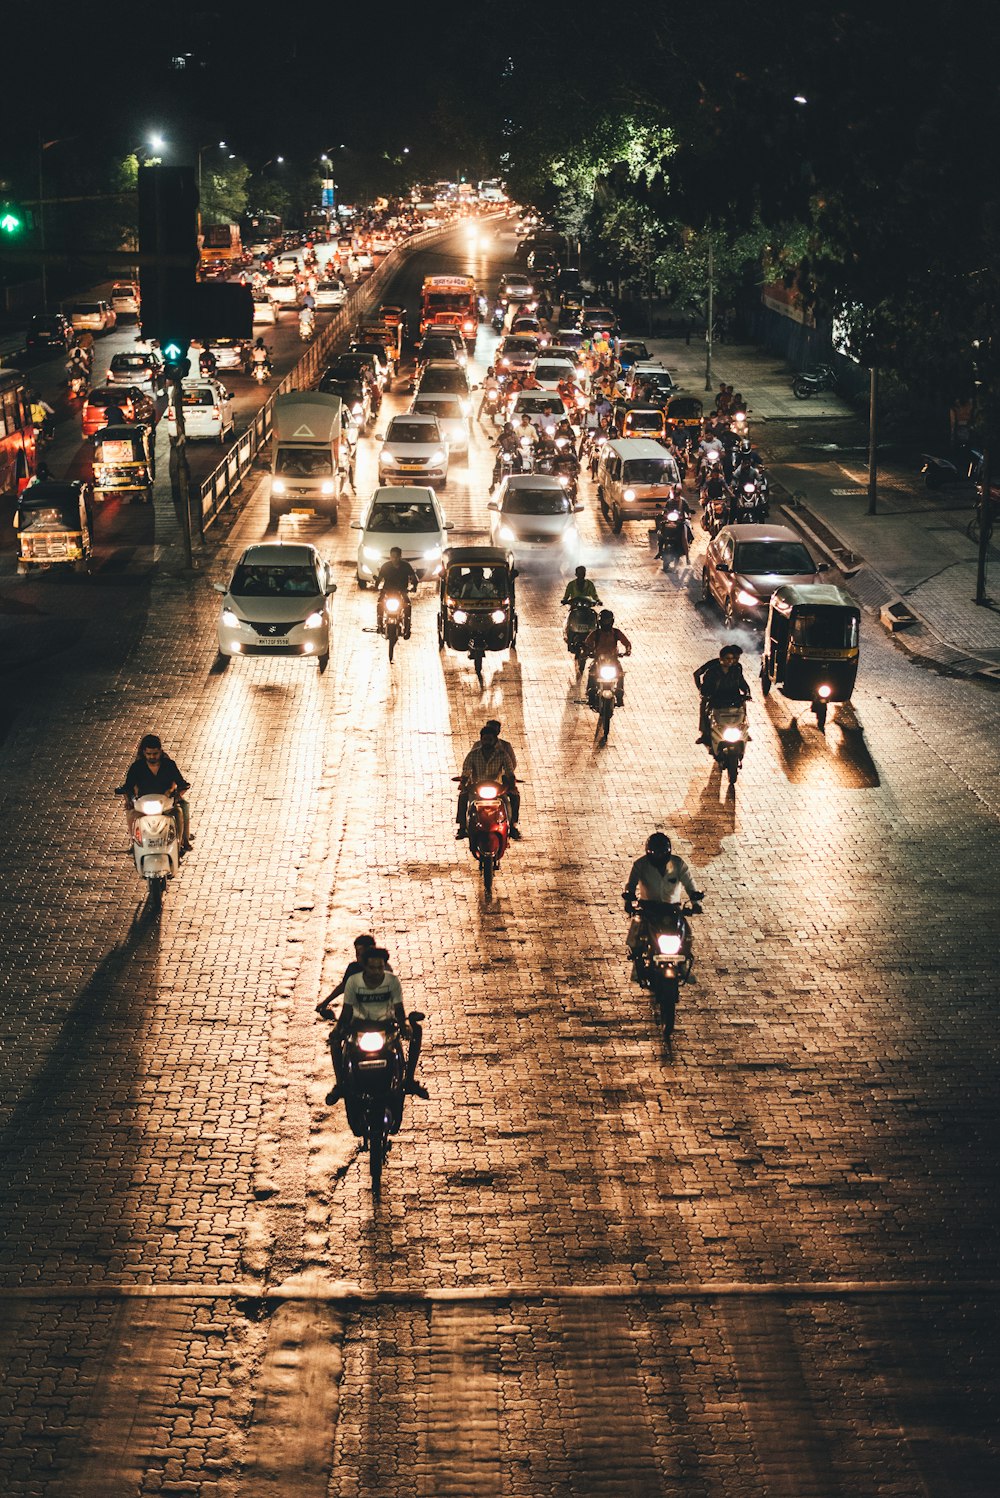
top-left (598, 663), bottom-right (618, 682)
top-left (525, 285), bottom-right (534, 296)
top-left (558, 475), bottom-right (569, 487)
top-left (272, 478), bottom-right (286, 495)
top-left (138, 796), bottom-right (168, 815)
top-left (491, 607), bottom-right (505, 623)
top-left (430, 449), bottom-right (446, 465)
top-left (304, 611), bottom-right (324, 629)
top-left (623, 488), bottom-right (636, 502)
top-left (460, 400), bottom-right (471, 416)
top-left (477, 783), bottom-right (499, 799)
top-left (544, 424), bottom-right (556, 437)
top-left (380, 452), bottom-right (397, 465)
top-left (352, 402), bottom-right (364, 415)
top-left (358, 1031), bottom-right (384, 1054)
top-left (221, 608), bottom-right (239, 627)
top-left (422, 544), bottom-right (442, 561)
top-left (321, 480), bottom-right (335, 494)
top-left (499, 524), bottom-right (516, 542)
top-left (384, 596), bottom-right (401, 613)
top-left (502, 357), bottom-right (511, 367)
top-left (656, 933), bottom-right (683, 956)
top-left (452, 608), bottom-right (468, 623)
top-left (736, 589), bottom-right (758, 607)
top-left (363, 545), bottom-right (383, 561)
top-left (817, 683), bottom-right (832, 699)
top-left (666, 510), bottom-right (680, 521)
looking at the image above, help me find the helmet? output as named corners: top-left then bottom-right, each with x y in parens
top-left (739, 439), bottom-right (752, 454)
top-left (645, 832), bottom-right (672, 858)
top-left (598, 609), bottom-right (614, 627)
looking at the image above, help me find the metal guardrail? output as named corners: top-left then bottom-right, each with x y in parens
top-left (196, 218), bottom-right (489, 533)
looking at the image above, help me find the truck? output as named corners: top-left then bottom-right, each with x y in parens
top-left (270, 392), bottom-right (342, 524)
top-left (419, 274), bottom-right (478, 349)
top-left (200, 222), bottom-right (242, 273)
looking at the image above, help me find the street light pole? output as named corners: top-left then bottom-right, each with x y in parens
top-left (37, 135), bottom-right (47, 312)
top-left (704, 232), bottom-right (714, 393)
top-left (867, 362), bottom-right (879, 516)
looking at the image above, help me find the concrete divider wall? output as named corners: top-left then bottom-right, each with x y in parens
top-left (197, 217), bottom-right (496, 533)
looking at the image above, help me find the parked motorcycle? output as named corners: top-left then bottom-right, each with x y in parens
top-left (791, 363), bottom-right (837, 399)
top-left (708, 704), bottom-right (748, 787)
top-left (920, 448), bottom-right (983, 490)
top-left (115, 785), bottom-right (181, 902)
top-left (563, 597), bottom-right (600, 674)
top-left (626, 896), bottom-right (700, 1036)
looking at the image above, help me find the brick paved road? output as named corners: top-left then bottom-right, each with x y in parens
top-left (0, 223), bottom-right (998, 1496)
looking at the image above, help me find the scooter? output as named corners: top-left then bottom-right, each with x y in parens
top-left (626, 896), bottom-right (701, 1037)
top-left (251, 359), bottom-right (271, 385)
top-left (708, 704), bottom-right (748, 788)
top-left (115, 786), bottom-right (180, 901)
top-left (299, 309), bottom-right (315, 342)
top-left (587, 653), bottom-right (625, 742)
top-left (457, 779), bottom-right (512, 899)
top-left (563, 597), bottom-right (600, 674)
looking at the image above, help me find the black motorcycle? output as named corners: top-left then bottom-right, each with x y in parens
top-left (342, 1012), bottom-right (424, 1193)
top-left (563, 598), bottom-right (599, 674)
top-left (791, 363), bottom-right (837, 399)
top-left (655, 499), bottom-right (693, 563)
top-left (627, 898), bottom-right (700, 1036)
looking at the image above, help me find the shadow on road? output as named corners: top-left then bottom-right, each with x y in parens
top-left (762, 694), bottom-right (881, 788)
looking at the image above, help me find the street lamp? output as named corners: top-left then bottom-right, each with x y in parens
top-left (148, 133), bottom-right (166, 156)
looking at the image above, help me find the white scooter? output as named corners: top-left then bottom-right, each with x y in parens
top-left (299, 308), bottom-right (315, 341)
top-left (708, 705), bottom-right (749, 788)
top-left (116, 787), bottom-right (181, 898)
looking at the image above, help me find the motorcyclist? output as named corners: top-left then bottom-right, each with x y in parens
top-left (561, 565), bottom-right (601, 608)
top-left (456, 724), bottom-right (520, 839)
top-left (624, 832), bottom-right (704, 960)
top-left (583, 608), bottom-right (631, 707)
top-left (325, 946), bottom-right (428, 1104)
top-left (66, 346), bottom-right (90, 388)
top-left (490, 422), bottom-right (521, 490)
top-left (477, 366), bottom-right (500, 421)
top-left (199, 346), bottom-right (218, 377)
top-left (123, 733), bottom-right (192, 854)
top-left (655, 491), bottom-right (695, 558)
top-left (251, 337), bottom-right (272, 373)
top-left (694, 644), bottom-right (751, 746)
top-left (375, 546), bottom-right (419, 638)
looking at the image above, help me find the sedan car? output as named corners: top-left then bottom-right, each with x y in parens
top-left (508, 390), bottom-right (569, 434)
top-left (106, 350), bottom-right (164, 392)
top-left (202, 337), bottom-right (249, 373)
top-left (417, 330), bottom-right (468, 367)
top-left (26, 312), bottom-right (75, 352)
top-left (701, 524), bottom-right (828, 627)
top-left (110, 281), bottom-right (140, 318)
top-left (409, 392), bottom-right (469, 456)
top-left (415, 360), bottom-right (471, 398)
top-left (165, 378), bottom-right (235, 442)
top-left (498, 272), bottom-right (536, 308)
top-left (378, 414), bottom-right (449, 487)
top-left (497, 334), bottom-right (541, 375)
top-left (68, 300), bottom-right (116, 334)
top-left (265, 276), bottom-right (299, 307)
top-left (215, 542), bottom-right (336, 664)
top-left (488, 474), bottom-right (582, 567)
top-left (313, 277), bottom-right (347, 308)
top-left (252, 296), bottom-right (277, 325)
top-left (351, 485), bottom-right (452, 585)
top-left (534, 355), bottom-right (579, 392)
top-left (82, 386), bottom-right (155, 437)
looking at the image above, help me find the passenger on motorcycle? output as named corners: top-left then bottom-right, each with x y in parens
top-left (325, 946), bottom-right (428, 1104)
top-left (624, 832), bottom-right (704, 958)
top-left (123, 733), bottom-right (192, 853)
top-left (375, 547), bottom-right (419, 638)
top-left (316, 933), bottom-right (379, 1018)
top-left (583, 609), bottom-right (631, 707)
top-left (456, 725), bottom-right (520, 839)
top-left (694, 644), bottom-right (751, 746)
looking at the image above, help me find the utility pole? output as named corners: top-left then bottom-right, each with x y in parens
top-left (37, 135), bottom-right (47, 313)
top-left (867, 362), bottom-right (879, 515)
top-left (704, 233), bottom-right (714, 393)
top-left (975, 442), bottom-right (991, 604)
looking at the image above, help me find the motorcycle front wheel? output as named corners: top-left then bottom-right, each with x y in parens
top-left (814, 699), bottom-right (828, 731)
top-left (369, 1117), bottom-right (386, 1194)
top-left (387, 620), bottom-right (398, 662)
top-left (792, 377), bottom-right (813, 399)
top-left (650, 968), bottom-right (678, 1036)
top-left (599, 697), bottom-right (613, 742)
top-left (481, 852), bottom-right (494, 899)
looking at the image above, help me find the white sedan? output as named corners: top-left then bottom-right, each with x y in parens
top-left (165, 379), bottom-right (235, 442)
top-left (313, 278), bottom-right (347, 308)
top-left (488, 473), bottom-right (582, 568)
top-left (351, 485), bottom-right (452, 586)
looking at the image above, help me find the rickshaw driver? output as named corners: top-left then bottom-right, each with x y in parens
top-left (694, 644), bottom-right (751, 746)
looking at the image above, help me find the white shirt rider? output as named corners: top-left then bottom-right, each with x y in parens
top-left (626, 854), bottom-right (699, 905)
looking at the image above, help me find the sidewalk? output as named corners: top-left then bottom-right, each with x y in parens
top-left (644, 335), bottom-right (1000, 682)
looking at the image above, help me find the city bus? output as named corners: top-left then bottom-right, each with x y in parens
top-left (0, 368), bottom-right (37, 497)
top-left (200, 222), bottom-right (243, 272)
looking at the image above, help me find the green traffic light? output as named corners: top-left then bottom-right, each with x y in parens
top-left (0, 210), bottom-right (22, 235)
top-left (163, 342), bottom-right (182, 361)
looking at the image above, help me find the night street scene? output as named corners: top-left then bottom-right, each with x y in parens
top-left (1, 3), bottom-right (999, 1494)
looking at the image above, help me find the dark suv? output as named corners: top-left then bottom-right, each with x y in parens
top-left (26, 312), bottom-right (74, 353)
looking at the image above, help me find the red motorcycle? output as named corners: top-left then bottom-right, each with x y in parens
top-left (456, 779), bottom-right (511, 898)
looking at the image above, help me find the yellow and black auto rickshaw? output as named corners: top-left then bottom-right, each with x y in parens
top-left (14, 479), bottom-right (95, 575)
top-left (664, 396), bottom-right (704, 450)
top-left (760, 583), bottom-right (860, 729)
top-left (91, 423), bottom-right (155, 504)
top-left (437, 545), bottom-right (518, 685)
top-left (376, 305), bottom-right (407, 362)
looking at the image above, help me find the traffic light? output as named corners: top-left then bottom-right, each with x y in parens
top-left (0, 204), bottom-right (24, 235)
top-left (161, 339), bottom-right (191, 380)
top-left (137, 165), bottom-right (198, 347)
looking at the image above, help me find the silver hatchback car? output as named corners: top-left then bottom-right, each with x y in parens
top-left (215, 542), bottom-right (336, 665)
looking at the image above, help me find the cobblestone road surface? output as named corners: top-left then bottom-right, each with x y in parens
top-left (0, 223), bottom-right (998, 1496)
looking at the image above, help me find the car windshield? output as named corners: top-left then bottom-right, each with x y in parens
top-left (622, 460), bottom-right (674, 484)
top-left (536, 364), bottom-right (571, 380)
top-left (231, 564), bottom-right (320, 597)
top-left (389, 421), bottom-right (438, 443)
top-left (792, 611), bottom-right (859, 648)
top-left (736, 541), bottom-right (815, 574)
top-left (74, 304), bottom-right (100, 314)
top-left (113, 355), bottom-right (150, 369)
top-left (503, 488), bottom-right (571, 515)
top-left (419, 368), bottom-right (465, 393)
top-left (448, 566), bottom-right (505, 600)
top-left (517, 397), bottom-right (562, 415)
top-left (669, 399), bottom-right (702, 418)
top-left (622, 343), bottom-right (649, 359)
top-left (275, 450), bottom-right (333, 476)
top-left (413, 398), bottom-right (462, 420)
top-left (367, 503), bottom-right (437, 532)
top-left (503, 337), bottom-right (539, 354)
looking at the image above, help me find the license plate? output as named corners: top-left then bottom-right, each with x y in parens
top-left (145, 837), bottom-right (167, 849)
top-left (399, 464), bottom-right (423, 472)
top-left (290, 506), bottom-right (316, 515)
top-left (255, 637), bottom-right (288, 645)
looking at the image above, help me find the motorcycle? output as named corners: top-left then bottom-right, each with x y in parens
top-left (66, 363), bottom-right (89, 399)
top-left (920, 448), bottom-right (983, 490)
top-left (792, 363), bottom-right (837, 399)
top-left (626, 897), bottom-right (700, 1036)
top-left (708, 704), bottom-right (748, 787)
top-left (655, 502), bottom-right (692, 564)
top-left (491, 305), bottom-right (505, 332)
top-left (115, 785), bottom-right (181, 902)
top-left (299, 309), bottom-right (316, 341)
top-left (516, 433), bottom-right (536, 473)
top-left (378, 590), bottom-right (407, 662)
top-left (701, 489), bottom-right (730, 536)
top-left (341, 1012), bottom-right (424, 1193)
top-left (251, 359), bottom-right (271, 385)
top-left (482, 386), bottom-right (501, 426)
top-left (732, 477), bottom-right (769, 523)
top-left (587, 653), bottom-right (625, 742)
top-left (564, 598), bottom-right (599, 674)
top-left (554, 459), bottom-right (579, 505)
top-left (457, 779), bottom-right (511, 898)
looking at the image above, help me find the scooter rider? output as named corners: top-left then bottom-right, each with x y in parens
top-left (375, 546), bottom-right (419, 638)
top-left (491, 421), bottom-right (521, 489)
top-left (583, 609), bottom-right (631, 707)
top-left (250, 337), bottom-right (272, 372)
top-left (694, 644), bottom-right (751, 746)
top-left (561, 564), bottom-right (601, 607)
top-left (478, 366), bottom-right (500, 421)
top-left (123, 734), bottom-right (192, 853)
top-left (456, 724), bottom-right (520, 839)
top-left (325, 946), bottom-right (428, 1104)
top-left (624, 832), bottom-right (704, 959)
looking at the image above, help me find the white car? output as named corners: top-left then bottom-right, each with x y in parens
top-left (204, 338), bottom-right (248, 372)
top-left (215, 542), bottom-right (336, 664)
top-left (165, 378), bottom-right (235, 442)
top-left (252, 296), bottom-right (277, 325)
top-left (313, 278), bottom-right (347, 308)
top-left (508, 390), bottom-right (569, 435)
top-left (352, 485), bottom-right (452, 586)
top-left (488, 474), bottom-right (582, 567)
top-left (110, 281), bottom-right (140, 318)
top-left (378, 414), bottom-right (449, 488)
top-left (68, 299), bottom-right (116, 334)
top-left (534, 355), bottom-right (578, 391)
top-left (409, 392), bottom-right (469, 456)
top-left (266, 276), bottom-right (299, 307)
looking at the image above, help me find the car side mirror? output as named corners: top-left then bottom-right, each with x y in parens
top-left (716, 563), bottom-right (730, 574)
top-left (350, 520), bottom-right (362, 529)
top-left (212, 583), bottom-right (227, 594)
top-left (325, 582), bottom-right (337, 595)
top-left (487, 501), bottom-right (499, 510)
top-left (574, 504), bottom-right (584, 513)
top-left (375, 431), bottom-right (384, 440)
top-left (817, 561), bottom-right (830, 572)
top-left (444, 521), bottom-right (454, 530)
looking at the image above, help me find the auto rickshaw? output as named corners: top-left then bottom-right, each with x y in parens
top-left (14, 479), bottom-right (95, 575)
top-left (620, 403), bottom-right (667, 440)
top-left (665, 396), bottom-right (704, 451)
top-left (377, 305), bottom-right (408, 356)
top-left (437, 545), bottom-right (518, 684)
top-left (760, 583), bottom-right (860, 729)
top-left (91, 423), bottom-right (155, 504)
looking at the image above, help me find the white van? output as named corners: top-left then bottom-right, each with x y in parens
top-left (595, 438), bottom-right (681, 533)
